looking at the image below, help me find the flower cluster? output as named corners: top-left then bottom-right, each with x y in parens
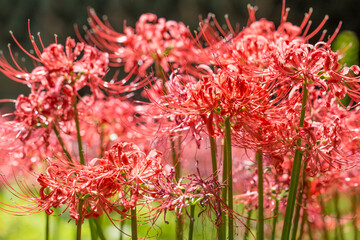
top-left (0, 2), bottom-right (359, 240)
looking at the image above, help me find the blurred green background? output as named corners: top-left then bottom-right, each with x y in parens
top-left (0, 0), bottom-right (359, 106)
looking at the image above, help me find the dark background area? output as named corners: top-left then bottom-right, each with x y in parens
top-left (0, 0), bottom-right (359, 106)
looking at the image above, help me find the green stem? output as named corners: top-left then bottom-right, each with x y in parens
top-left (281, 82), bottom-right (308, 240)
top-left (210, 136), bottom-right (222, 240)
top-left (99, 125), bottom-right (104, 158)
top-left (170, 134), bottom-right (181, 181)
top-left (171, 135), bottom-right (183, 240)
top-left (290, 190), bottom-right (303, 240)
top-left (319, 194), bottom-right (329, 240)
top-left (220, 139), bottom-right (228, 240)
top-left (305, 211), bottom-right (314, 240)
top-left (210, 136), bottom-right (218, 179)
top-left (74, 99), bottom-right (85, 165)
top-left (89, 219), bottom-right (98, 240)
top-left (131, 207), bottom-right (138, 240)
top-left (256, 150), bottom-right (264, 240)
top-left (271, 199), bottom-right (279, 240)
top-left (155, 61), bottom-right (167, 93)
top-left (334, 191), bottom-right (345, 240)
top-left (188, 205), bottom-right (195, 240)
top-left (53, 125), bottom-right (73, 163)
top-left (119, 220), bottom-right (125, 240)
top-left (93, 218), bottom-right (107, 240)
top-left (291, 161), bottom-right (306, 240)
top-left (225, 117), bottom-right (233, 240)
top-left (244, 210), bottom-right (252, 240)
top-left (45, 213), bottom-right (49, 240)
top-left (76, 199), bottom-right (85, 240)
top-left (297, 201), bottom-right (306, 240)
top-left (352, 194), bottom-right (358, 240)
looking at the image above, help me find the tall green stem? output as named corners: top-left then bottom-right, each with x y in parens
top-left (306, 211), bottom-right (314, 240)
top-left (89, 219), bottom-right (97, 240)
top-left (171, 134), bottom-right (183, 240)
top-left (334, 191), bottom-right (345, 240)
top-left (45, 213), bottom-right (49, 240)
top-left (281, 82), bottom-right (308, 240)
top-left (188, 205), bottom-right (195, 240)
top-left (210, 136), bottom-right (218, 179)
top-left (244, 210), bottom-right (253, 240)
top-left (290, 189), bottom-right (303, 240)
top-left (352, 194), bottom-right (358, 240)
top-left (73, 99), bottom-right (85, 165)
top-left (53, 125), bottom-right (73, 163)
top-left (171, 135), bottom-right (181, 181)
top-left (291, 161), bottom-right (306, 240)
top-left (131, 208), bottom-right (138, 240)
top-left (210, 136), bottom-right (222, 240)
top-left (256, 150), bottom-right (264, 240)
top-left (220, 139), bottom-right (228, 240)
top-left (119, 219), bottom-right (125, 240)
top-left (319, 194), bottom-right (329, 240)
top-left (297, 201), bottom-right (306, 240)
top-left (76, 199), bottom-right (85, 240)
top-left (99, 126), bottom-right (105, 158)
top-left (93, 218), bottom-right (107, 240)
top-left (225, 117), bottom-right (233, 240)
top-left (271, 199), bottom-right (279, 240)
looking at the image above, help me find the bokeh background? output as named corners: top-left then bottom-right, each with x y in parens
top-left (0, 0), bottom-right (359, 105)
top-left (0, 1), bottom-right (359, 239)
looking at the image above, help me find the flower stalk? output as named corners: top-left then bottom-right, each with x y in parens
top-left (53, 125), bottom-right (73, 163)
top-left (45, 213), bottom-right (49, 240)
top-left (271, 199), bottom-right (279, 240)
top-left (334, 191), bottom-right (345, 240)
top-left (220, 139), bottom-right (228, 240)
top-left (131, 207), bottom-right (138, 240)
top-left (319, 194), bottom-right (330, 240)
top-left (73, 99), bottom-right (85, 165)
top-left (256, 150), bottom-right (264, 240)
top-left (291, 161), bottom-right (307, 240)
top-left (244, 209), bottom-right (253, 240)
top-left (210, 136), bottom-right (218, 180)
top-left (352, 194), bottom-right (358, 240)
top-left (188, 205), bottom-right (195, 240)
top-left (225, 117), bottom-right (233, 240)
top-left (281, 81), bottom-right (308, 240)
top-left (76, 199), bottom-right (85, 240)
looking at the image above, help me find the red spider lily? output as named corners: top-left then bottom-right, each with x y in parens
top-left (0, 119), bottom-right (69, 175)
top-left (0, 24), bottom-right (147, 120)
top-left (81, 10), bottom-right (204, 76)
top-left (13, 91), bottom-right (75, 129)
top-left (150, 166), bottom-right (250, 231)
top-left (77, 96), bottom-right (156, 157)
top-left (0, 33), bottom-right (108, 96)
top-left (0, 142), bottom-right (166, 225)
top-left (271, 41), bottom-right (360, 103)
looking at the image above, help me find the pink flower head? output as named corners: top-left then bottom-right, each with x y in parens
top-left (82, 10), bottom-right (202, 76)
top-left (0, 142), bottom-right (166, 224)
top-left (0, 30), bottom-right (108, 95)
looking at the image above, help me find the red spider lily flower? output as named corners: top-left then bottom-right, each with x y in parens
top-left (0, 32), bottom-right (109, 96)
top-left (0, 142), bottom-right (166, 225)
top-left (0, 119), bottom-right (69, 176)
top-left (77, 95), bottom-right (157, 157)
top-left (150, 167), bottom-right (248, 230)
top-left (271, 41), bottom-right (360, 104)
top-left (13, 91), bottom-right (75, 129)
top-left (81, 10), bottom-right (203, 76)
